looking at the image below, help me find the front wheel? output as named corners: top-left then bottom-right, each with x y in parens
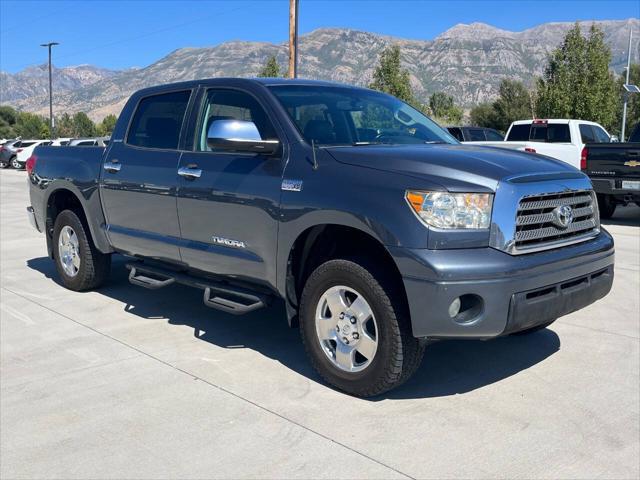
top-left (299, 258), bottom-right (425, 397)
top-left (53, 209), bottom-right (111, 291)
top-left (10, 156), bottom-right (21, 169)
top-left (597, 194), bottom-right (616, 219)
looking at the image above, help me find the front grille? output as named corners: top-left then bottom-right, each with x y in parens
top-left (514, 190), bottom-right (599, 252)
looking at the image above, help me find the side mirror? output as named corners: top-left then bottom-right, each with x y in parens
top-left (206, 119), bottom-right (279, 154)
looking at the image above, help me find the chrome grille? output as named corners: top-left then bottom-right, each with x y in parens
top-left (514, 190), bottom-right (599, 253)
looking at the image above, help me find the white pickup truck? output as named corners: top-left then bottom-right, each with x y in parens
top-left (466, 119), bottom-right (613, 169)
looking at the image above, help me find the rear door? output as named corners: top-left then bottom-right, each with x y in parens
top-left (175, 87), bottom-right (285, 286)
top-left (100, 89), bottom-right (193, 262)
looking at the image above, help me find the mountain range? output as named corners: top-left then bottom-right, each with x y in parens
top-left (1, 18), bottom-right (638, 121)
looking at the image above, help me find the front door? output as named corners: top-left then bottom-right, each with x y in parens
top-left (100, 89), bottom-right (192, 262)
top-left (176, 88), bottom-right (285, 288)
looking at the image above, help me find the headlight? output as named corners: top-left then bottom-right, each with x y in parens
top-left (405, 191), bottom-right (493, 229)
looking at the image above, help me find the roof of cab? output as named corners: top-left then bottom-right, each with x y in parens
top-left (132, 77), bottom-right (370, 96)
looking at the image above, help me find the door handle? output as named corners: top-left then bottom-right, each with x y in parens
top-left (103, 160), bottom-right (121, 173)
top-left (178, 165), bottom-right (202, 179)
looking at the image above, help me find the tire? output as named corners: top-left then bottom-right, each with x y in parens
top-left (511, 319), bottom-right (556, 335)
top-left (0, 159), bottom-right (9, 169)
top-left (10, 156), bottom-right (22, 169)
top-left (597, 194), bottom-right (616, 219)
top-left (53, 209), bottom-right (111, 291)
top-left (299, 258), bottom-right (426, 397)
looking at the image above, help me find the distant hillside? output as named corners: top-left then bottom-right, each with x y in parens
top-left (1, 18), bottom-right (638, 121)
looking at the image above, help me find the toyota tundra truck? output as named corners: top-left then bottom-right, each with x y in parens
top-left (26, 78), bottom-right (615, 397)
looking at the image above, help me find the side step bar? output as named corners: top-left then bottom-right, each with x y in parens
top-left (126, 263), bottom-right (267, 315)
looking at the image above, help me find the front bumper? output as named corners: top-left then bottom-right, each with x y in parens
top-left (390, 230), bottom-right (615, 338)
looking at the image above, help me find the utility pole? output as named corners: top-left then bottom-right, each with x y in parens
top-left (621, 29), bottom-right (632, 142)
top-left (288, 0), bottom-right (299, 78)
top-left (40, 42), bottom-right (59, 139)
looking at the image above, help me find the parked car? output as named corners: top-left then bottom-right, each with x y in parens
top-left (0, 139), bottom-right (22, 169)
top-left (27, 79), bottom-right (614, 397)
top-left (68, 137), bottom-right (109, 147)
top-left (474, 119), bottom-right (612, 169)
top-left (447, 126), bottom-right (504, 142)
top-left (13, 140), bottom-right (52, 169)
top-left (52, 138), bottom-right (72, 146)
top-left (581, 123), bottom-right (640, 218)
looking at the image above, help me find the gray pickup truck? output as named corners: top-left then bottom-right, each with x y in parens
top-left (26, 78), bottom-right (614, 397)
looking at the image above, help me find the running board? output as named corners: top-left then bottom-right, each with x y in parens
top-left (126, 263), bottom-right (267, 315)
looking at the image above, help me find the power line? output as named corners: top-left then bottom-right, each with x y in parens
top-left (3, 4), bottom-right (248, 73)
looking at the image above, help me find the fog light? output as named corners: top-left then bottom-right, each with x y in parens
top-left (448, 297), bottom-right (461, 318)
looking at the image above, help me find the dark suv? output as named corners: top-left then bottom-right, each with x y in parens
top-left (447, 126), bottom-right (504, 142)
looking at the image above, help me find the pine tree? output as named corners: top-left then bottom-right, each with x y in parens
top-left (72, 112), bottom-right (96, 137)
top-left (257, 55), bottom-right (281, 78)
top-left (369, 45), bottom-right (416, 105)
top-left (536, 23), bottom-right (618, 130)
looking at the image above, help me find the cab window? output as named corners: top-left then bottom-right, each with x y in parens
top-left (127, 90), bottom-right (191, 150)
top-left (197, 89), bottom-right (278, 152)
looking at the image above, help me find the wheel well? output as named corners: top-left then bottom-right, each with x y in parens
top-left (45, 189), bottom-right (85, 254)
top-left (286, 224), bottom-right (409, 321)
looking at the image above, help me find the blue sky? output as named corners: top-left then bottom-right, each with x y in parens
top-left (1, 0), bottom-right (638, 73)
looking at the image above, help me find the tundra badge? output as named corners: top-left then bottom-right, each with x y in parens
top-left (211, 236), bottom-right (246, 249)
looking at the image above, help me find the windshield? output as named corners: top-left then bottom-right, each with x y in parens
top-left (268, 85), bottom-right (458, 146)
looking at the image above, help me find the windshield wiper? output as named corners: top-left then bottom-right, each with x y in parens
top-left (352, 141), bottom-right (386, 146)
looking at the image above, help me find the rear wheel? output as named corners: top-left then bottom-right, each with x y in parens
top-left (53, 209), bottom-right (111, 291)
top-left (597, 194), bottom-right (616, 219)
top-left (0, 158), bottom-right (9, 169)
top-left (299, 258), bottom-right (425, 397)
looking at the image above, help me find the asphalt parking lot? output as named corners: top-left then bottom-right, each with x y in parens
top-left (1, 168), bottom-right (638, 479)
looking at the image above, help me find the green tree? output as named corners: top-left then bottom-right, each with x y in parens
top-left (15, 112), bottom-right (49, 138)
top-left (369, 45), bottom-right (417, 106)
top-left (257, 55), bottom-right (282, 78)
top-left (72, 112), bottom-right (96, 137)
top-left (428, 92), bottom-right (463, 124)
top-left (491, 80), bottom-right (533, 131)
top-left (0, 105), bottom-right (19, 138)
top-left (537, 23), bottom-right (618, 130)
top-left (616, 63), bottom-right (640, 138)
top-left (97, 114), bottom-right (118, 136)
top-left (55, 113), bottom-right (75, 137)
top-left (470, 102), bottom-right (499, 129)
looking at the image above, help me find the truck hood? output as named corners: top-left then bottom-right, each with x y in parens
top-left (325, 144), bottom-right (581, 192)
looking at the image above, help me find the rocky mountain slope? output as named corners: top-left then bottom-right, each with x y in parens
top-left (2, 18), bottom-right (638, 121)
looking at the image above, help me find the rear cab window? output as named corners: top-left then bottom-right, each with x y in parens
top-left (467, 128), bottom-right (486, 141)
top-left (485, 129), bottom-right (504, 141)
top-left (579, 124), bottom-right (596, 143)
top-left (127, 90), bottom-right (191, 149)
top-left (447, 127), bottom-right (464, 141)
top-left (506, 124), bottom-right (530, 141)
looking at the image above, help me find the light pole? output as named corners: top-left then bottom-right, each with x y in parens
top-left (40, 42), bottom-right (59, 139)
top-left (621, 29), bottom-right (633, 142)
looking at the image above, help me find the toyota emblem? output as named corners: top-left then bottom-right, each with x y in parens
top-left (552, 205), bottom-right (573, 229)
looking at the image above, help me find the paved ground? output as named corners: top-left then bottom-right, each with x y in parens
top-left (1, 168), bottom-right (638, 479)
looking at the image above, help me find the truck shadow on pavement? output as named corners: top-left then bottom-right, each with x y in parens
top-left (27, 255), bottom-right (560, 400)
